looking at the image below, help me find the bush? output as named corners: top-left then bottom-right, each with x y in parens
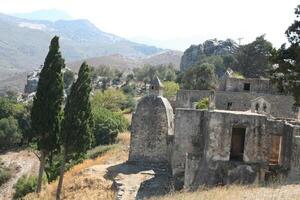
top-left (92, 89), bottom-right (127, 112)
top-left (163, 81), bottom-right (180, 99)
top-left (93, 107), bottom-right (128, 146)
top-left (0, 116), bottom-right (22, 151)
top-left (13, 175), bottom-right (39, 199)
top-left (0, 165), bottom-right (11, 186)
top-left (196, 97), bottom-right (209, 109)
top-left (121, 95), bottom-right (136, 112)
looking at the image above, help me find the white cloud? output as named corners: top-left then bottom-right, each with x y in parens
top-left (0, 0), bottom-right (298, 50)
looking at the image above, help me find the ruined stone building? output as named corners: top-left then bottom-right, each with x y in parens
top-left (129, 74), bottom-right (300, 190)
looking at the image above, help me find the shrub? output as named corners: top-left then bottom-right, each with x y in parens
top-left (92, 89), bottom-right (127, 112)
top-left (163, 81), bottom-right (180, 99)
top-left (0, 116), bottom-right (22, 151)
top-left (0, 165), bottom-right (11, 186)
top-left (196, 97), bottom-right (209, 109)
top-left (93, 107), bottom-right (128, 146)
top-left (121, 95), bottom-right (136, 112)
top-left (13, 175), bottom-right (40, 199)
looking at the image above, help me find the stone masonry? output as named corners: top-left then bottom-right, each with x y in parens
top-left (129, 72), bottom-right (300, 191)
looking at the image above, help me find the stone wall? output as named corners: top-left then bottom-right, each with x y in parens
top-left (176, 90), bottom-right (299, 119)
top-left (172, 109), bottom-right (205, 178)
top-left (287, 124), bottom-right (300, 183)
top-left (221, 77), bottom-right (278, 94)
top-left (172, 109), bottom-right (298, 189)
top-left (129, 95), bottom-right (174, 163)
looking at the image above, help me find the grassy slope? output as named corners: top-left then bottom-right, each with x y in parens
top-left (24, 132), bottom-right (130, 200)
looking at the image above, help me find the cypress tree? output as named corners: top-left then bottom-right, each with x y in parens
top-left (31, 36), bottom-right (65, 193)
top-left (56, 62), bottom-right (93, 200)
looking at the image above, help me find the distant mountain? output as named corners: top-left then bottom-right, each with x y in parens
top-left (14, 9), bottom-right (72, 21)
top-left (67, 50), bottom-right (183, 72)
top-left (0, 13), bottom-right (163, 86)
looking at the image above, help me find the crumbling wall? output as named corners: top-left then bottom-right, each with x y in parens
top-left (176, 90), bottom-right (298, 119)
top-left (129, 95), bottom-right (174, 163)
top-left (172, 109), bottom-right (206, 179)
top-left (179, 110), bottom-right (272, 189)
top-left (224, 77), bottom-right (278, 94)
top-left (287, 125), bottom-right (300, 183)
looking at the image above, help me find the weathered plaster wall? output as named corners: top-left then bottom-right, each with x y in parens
top-left (173, 109), bottom-right (298, 189)
top-left (129, 95), bottom-right (174, 163)
top-left (287, 124), bottom-right (300, 183)
top-left (176, 90), bottom-right (298, 119)
top-left (223, 77), bottom-right (278, 94)
top-left (172, 109), bottom-right (205, 178)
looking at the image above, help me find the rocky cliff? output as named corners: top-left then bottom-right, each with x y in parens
top-left (180, 39), bottom-right (238, 71)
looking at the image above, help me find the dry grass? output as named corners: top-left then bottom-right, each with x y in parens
top-left (24, 132), bottom-right (130, 200)
top-left (150, 184), bottom-right (300, 200)
top-left (123, 113), bottom-right (132, 124)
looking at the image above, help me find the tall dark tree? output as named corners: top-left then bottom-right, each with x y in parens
top-left (235, 35), bottom-right (273, 78)
top-left (270, 5), bottom-right (300, 106)
top-left (31, 36), bottom-right (65, 193)
top-left (56, 62), bottom-right (93, 200)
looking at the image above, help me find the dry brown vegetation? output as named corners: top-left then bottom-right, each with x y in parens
top-left (24, 132), bottom-right (130, 200)
top-left (150, 184), bottom-right (300, 200)
top-left (20, 129), bottom-right (300, 200)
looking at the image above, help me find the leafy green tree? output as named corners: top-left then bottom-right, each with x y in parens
top-left (163, 81), bottom-right (180, 99)
top-left (270, 5), bottom-right (300, 106)
top-left (30, 36), bottom-right (65, 193)
top-left (92, 89), bottom-right (127, 111)
top-left (56, 62), bottom-right (93, 200)
top-left (181, 63), bottom-right (217, 90)
top-left (0, 117), bottom-right (21, 151)
top-left (235, 35), bottom-right (273, 78)
top-left (199, 55), bottom-right (225, 76)
top-left (93, 107), bottom-right (128, 145)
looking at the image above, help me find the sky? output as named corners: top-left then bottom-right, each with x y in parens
top-left (0, 0), bottom-right (299, 50)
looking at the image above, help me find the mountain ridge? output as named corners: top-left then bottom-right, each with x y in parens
top-left (0, 12), bottom-right (163, 79)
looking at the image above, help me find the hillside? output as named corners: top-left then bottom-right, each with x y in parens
top-left (14, 9), bottom-right (73, 21)
top-left (67, 50), bottom-right (183, 72)
top-left (0, 13), bottom-right (162, 80)
top-left (21, 131), bottom-right (300, 200)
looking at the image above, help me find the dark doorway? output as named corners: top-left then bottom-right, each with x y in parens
top-left (230, 127), bottom-right (246, 161)
top-left (244, 83), bottom-right (250, 91)
top-left (227, 102), bottom-right (233, 110)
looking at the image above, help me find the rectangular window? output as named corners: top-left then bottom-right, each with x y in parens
top-left (269, 135), bottom-right (282, 165)
top-left (227, 102), bottom-right (233, 110)
top-left (244, 83), bottom-right (251, 91)
top-left (230, 127), bottom-right (246, 161)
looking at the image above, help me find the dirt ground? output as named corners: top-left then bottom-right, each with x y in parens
top-left (0, 150), bottom-right (39, 200)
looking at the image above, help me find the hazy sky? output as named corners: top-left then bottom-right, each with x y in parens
top-left (0, 0), bottom-right (299, 50)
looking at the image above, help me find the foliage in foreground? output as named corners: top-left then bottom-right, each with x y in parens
top-left (0, 97), bottom-right (30, 151)
top-left (93, 107), bottom-right (128, 146)
top-left (13, 175), bottom-right (42, 199)
top-left (0, 164), bottom-right (11, 187)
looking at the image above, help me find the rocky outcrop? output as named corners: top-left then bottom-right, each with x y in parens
top-left (180, 39), bottom-right (238, 71)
